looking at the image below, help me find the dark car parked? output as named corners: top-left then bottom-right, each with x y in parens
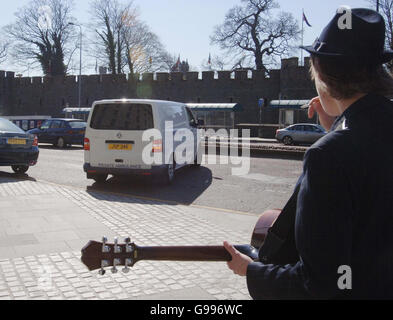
top-left (0, 117), bottom-right (39, 174)
top-left (28, 119), bottom-right (87, 148)
top-left (276, 123), bottom-right (327, 146)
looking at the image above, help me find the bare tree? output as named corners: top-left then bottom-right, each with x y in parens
top-left (90, 0), bottom-right (172, 75)
top-left (159, 53), bottom-right (179, 73)
top-left (201, 54), bottom-right (262, 71)
top-left (0, 38), bottom-right (8, 65)
top-left (369, 0), bottom-right (393, 68)
top-left (5, 0), bottom-right (77, 76)
top-left (90, 0), bottom-right (139, 74)
top-left (210, 0), bottom-right (300, 74)
top-left (90, 0), bottom-right (123, 74)
top-left (122, 19), bottom-right (172, 74)
top-left (382, 1), bottom-right (393, 51)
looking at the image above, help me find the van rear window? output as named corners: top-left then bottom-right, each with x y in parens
top-left (90, 104), bottom-right (154, 130)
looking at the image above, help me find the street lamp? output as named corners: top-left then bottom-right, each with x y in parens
top-left (69, 22), bottom-right (82, 108)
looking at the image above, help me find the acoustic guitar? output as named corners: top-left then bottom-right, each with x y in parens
top-left (81, 210), bottom-right (281, 275)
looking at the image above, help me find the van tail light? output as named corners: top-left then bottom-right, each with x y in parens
top-left (84, 138), bottom-right (90, 151)
top-left (32, 135), bottom-right (39, 147)
top-left (152, 139), bottom-right (163, 153)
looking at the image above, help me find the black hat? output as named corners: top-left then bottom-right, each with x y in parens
top-left (301, 8), bottom-right (393, 64)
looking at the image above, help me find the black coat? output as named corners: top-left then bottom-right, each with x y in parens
top-left (247, 93), bottom-right (393, 299)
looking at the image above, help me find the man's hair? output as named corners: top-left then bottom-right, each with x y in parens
top-left (310, 55), bottom-right (393, 100)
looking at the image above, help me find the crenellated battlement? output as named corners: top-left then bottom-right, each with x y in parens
top-left (0, 71), bottom-right (15, 79)
top-left (0, 57), bottom-right (310, 87)
top-left (0, 57), bottom-right (317, 125)
top-left (5, 69), bottom-right (276, 86)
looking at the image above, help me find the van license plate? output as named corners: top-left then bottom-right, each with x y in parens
top-left (108, 144), bottom-right (132, 151)
top-left (8, 138), bottom-right (26, 145)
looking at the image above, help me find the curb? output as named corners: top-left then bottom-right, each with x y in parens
top-left (202, 142), bottom-right (306, 160)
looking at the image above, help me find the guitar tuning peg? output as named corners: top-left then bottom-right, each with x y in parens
top-left (114, 237), bottom-right (121, 253)
top-left (99, 269), bottom-right (106, 276)
top-left (102, 236), bottom-right (110, 253)
top-left (122, 258), bottom-right (133, 274)
top-left (122, 266), bottom-right (129, 274)
top-left (111, 259), bottom-right (121, 274)
top-left (125, 237), bottom-right (132, 253)
top-left (99, 260), bottom-right (109, 276)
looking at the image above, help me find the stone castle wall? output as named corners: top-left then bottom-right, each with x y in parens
top-left (0, 57), bottom-right (317, 125)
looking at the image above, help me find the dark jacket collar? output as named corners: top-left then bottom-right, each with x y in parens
top-left (343, 93), bottom-right (384, 119)
top-left (330, 93), bottom-right (389, 131)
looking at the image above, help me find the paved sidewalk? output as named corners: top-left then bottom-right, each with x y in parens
top-left (0, 176), bottom-right (258, 300)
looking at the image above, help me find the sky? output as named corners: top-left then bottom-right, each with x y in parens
top-left (0, 0), bottom-right (376, 76)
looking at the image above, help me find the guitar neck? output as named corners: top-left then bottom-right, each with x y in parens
top-left (81, 242), bottom-right (258, 271)
top-left (81, 213), bottom-right (271, 272)
top-left (137, 246), bottom-right (232, 262)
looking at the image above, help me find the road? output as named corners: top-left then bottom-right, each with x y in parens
top-left (0, 144), bottom-right (304, 214)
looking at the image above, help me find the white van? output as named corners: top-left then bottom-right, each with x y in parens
top-left (83, 99), bottom-right (202, 184)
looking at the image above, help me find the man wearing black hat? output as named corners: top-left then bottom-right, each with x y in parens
top-left (224, 7), bottom-right (393, 300)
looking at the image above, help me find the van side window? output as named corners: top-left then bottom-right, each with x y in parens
top-left (161, 105), bottom-right (188, 128)
top-left (90, 104), bottom-right (154, 130)
top-left (175, 107), bottom-right (188, 128)
top-left (185, 107), bottom-right (196, 124)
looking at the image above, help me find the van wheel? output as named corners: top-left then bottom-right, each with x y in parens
top-left (163, 157), bottom-right (176, 185)
top-left (92, 174), bottom-right (108, 183)
top-left (12, 165), bottom-right (29, 174)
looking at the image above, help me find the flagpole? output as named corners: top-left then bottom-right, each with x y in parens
top-left (301, 8), bottom-right (304, 66)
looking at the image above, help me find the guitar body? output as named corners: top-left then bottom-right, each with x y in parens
top-left (251, 210), bottom-right (281, 249)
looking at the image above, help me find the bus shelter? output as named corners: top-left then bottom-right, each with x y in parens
top-left (269, 100), bottom-right (317, 128)
top-left (63, 108), bottom-right (91, 121)
top-left (63, 103), bottom-right (243, 130)
top-left (186, 103), bottom-right (242, 131)
top-left (2, 116), bottom-right (51, 131)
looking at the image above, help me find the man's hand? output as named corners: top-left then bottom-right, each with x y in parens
top-left (224, 241), bottom-right (253, 277)
top-left (308, 96), bottom-right (337, 131)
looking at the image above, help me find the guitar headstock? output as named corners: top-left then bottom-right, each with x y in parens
top-left (81, 237), bottom-right (140, 275)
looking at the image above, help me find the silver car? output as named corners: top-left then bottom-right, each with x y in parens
top-left (276, 124), bottom-right (327, 146)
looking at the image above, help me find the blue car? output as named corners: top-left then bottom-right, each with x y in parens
top-left (28, 119), bottom-right (87, 148)
top-left (0, 118), bottom-right (39, 174)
